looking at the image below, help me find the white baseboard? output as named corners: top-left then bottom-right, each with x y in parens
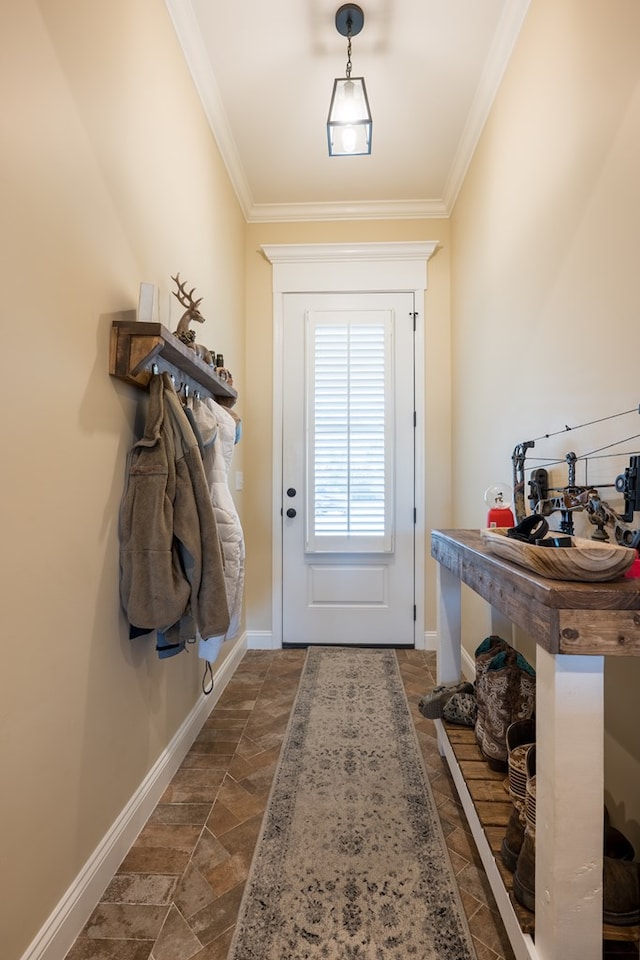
top-left (249, 631), bottom-right (437, 652)
top-left (20, 633), bottom-right (248, 960)
top-left (421, 630), bottom-right (437, 651)
top-left (246, 630), bottom-right (279, 649)
top-left (423, 632), bottom-right (475, 681)
top-left (462, 644), bottom-right (476, 681)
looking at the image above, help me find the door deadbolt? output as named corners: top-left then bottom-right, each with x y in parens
top-left (286, 508), bottom-right (297, 518)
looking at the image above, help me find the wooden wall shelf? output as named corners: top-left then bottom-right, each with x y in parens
top-left (109, 320), bottom-right (237, 401)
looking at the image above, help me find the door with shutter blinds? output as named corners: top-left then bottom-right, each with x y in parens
top-left (282, 291), bottom-right (416, 646)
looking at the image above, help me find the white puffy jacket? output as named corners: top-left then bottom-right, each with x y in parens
top-left (189, 397), bottom-right (245, 642)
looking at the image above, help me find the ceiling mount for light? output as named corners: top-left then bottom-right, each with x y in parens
top-left (327, 4), bottom-right (372, 157)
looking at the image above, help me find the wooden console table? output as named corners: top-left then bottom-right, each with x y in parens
top-left (431, 529), bottom-right (640, 960)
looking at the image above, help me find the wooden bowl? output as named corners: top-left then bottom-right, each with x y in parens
top-left (480, 528), bottom-right (637, 582)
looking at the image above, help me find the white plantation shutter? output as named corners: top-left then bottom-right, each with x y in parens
top-left (306, 310), bottom-right (394, 553)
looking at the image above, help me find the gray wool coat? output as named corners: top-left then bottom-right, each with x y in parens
top-left (119, 372), bottom-right (230, 647)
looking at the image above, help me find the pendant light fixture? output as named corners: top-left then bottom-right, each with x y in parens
top-left (327, 4), bottom-right (372, 157)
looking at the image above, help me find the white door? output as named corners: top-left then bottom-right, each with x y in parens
top-left (282, 291), bottom-right (416, 646)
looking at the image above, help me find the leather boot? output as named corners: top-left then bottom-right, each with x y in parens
top-left (604, 858), bottom-right (640, 926)
top-left (506, 742), bottom-right (635, 868)
top-left (513, 745), bottom-right (536, 909)
top-left (501, 718), bottom-right (535, 871)
top-left (514, 836), bottom-right (640, 924)
top-left (473, 635), bottom-right (509, 723)
top-left (512, 746), bottom-right (640, 925)
top-left (473, 636), bottom-right (510, 770)
top-left (604, 807), bottom-right (635, 862)
top-left (475, 648), bottom-right (535, 772)
top-left (418, 679), bottom-right (474, 720)
top-left (502, 807), bottom-right (525, 873)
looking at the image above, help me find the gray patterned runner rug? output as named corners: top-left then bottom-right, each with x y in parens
top-left (228, 646), bottom-right (476, 960)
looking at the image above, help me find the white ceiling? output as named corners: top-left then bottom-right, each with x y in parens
top-left (165, 0), bottom-right (530, 222)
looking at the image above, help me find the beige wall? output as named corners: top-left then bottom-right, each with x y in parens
top-left (243, 220), bottom-right (452, 638)
top-left (1, 2), bottom-right (245, 957)
top-left (450, 0), bottom-right (640, 848)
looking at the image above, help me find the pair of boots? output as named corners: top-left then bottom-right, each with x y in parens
top-left (474, 636), bottom-right (536, 772)
top-left (418, 679), bottom-right (474, 720)
top-left (502, 719), bottom-right (640, 926)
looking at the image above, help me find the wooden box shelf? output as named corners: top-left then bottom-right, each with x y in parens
top-left (431, 529), bottom-right (640, 960)
top-left (109, 320), bottom-right (237, 401)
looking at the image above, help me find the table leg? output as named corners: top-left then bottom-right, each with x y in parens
top-left (535, 647), bottom-right (604, 960)
top-left (436, 563), bottom-right (462, 685)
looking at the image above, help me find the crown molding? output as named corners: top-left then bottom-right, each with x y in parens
top-left (247, 198), bottom-right (448, 223)
top-left (164, 0), bottom-right (254, 218)
top-left (443, 0), bottom-right (531, 211)
top-left (261, 241), bottom-right (438, 265)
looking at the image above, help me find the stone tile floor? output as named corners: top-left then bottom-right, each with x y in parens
top-left (63, 648), bottom-right (638, 960)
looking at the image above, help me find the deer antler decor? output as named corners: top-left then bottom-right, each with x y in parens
top-left (170, 273), bottom-right (213, 365)
top-left (171, 273), bottom-right (205, 335)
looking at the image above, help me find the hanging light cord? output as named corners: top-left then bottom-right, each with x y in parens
top-left (345, 20), bottom-right (353, 77)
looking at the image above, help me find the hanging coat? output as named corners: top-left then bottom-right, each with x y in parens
top-left (190, 396), bottom-right (245, 641)
top-left (119, 373), bottom-right (230, 654)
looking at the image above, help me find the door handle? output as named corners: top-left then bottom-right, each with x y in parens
top-left (286, 508), bottom-right (297, 518)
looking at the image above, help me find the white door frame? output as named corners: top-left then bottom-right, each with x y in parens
top-left (261, 241), bottom-right (438, 649)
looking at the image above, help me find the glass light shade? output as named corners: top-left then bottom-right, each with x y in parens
top-left (327, 77), bottom-right (372, 156)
